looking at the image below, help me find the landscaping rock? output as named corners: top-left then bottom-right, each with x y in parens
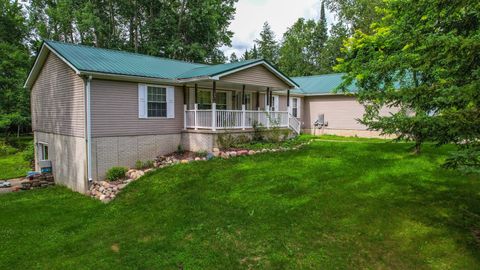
top-left (88, 139), bottom-right (313, 203)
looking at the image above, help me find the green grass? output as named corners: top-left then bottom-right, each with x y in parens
top-left (0, 136), bottom-right (33, 179)
top-left (0, 140), bottom-right (479, 269)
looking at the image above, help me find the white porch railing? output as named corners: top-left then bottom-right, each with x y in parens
top-left (185, 106), bottom-right (297, 131)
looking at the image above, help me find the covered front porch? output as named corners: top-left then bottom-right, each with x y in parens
top-left (182, 80), bottom-right (300, 133)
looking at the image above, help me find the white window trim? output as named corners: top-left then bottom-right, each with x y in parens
top-left (38, 142), bottom-right (49, 161)
top-left (292, 97), bottom-right (299, 118)
top-left (264, 94), bottom-right (279, 111)
top-left (139, 84), bottom-right (175, 119)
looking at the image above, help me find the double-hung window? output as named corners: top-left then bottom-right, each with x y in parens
top-left (147, 86), bottom-right (167, 117)
top-left (198, 90), bottom-right (211, 109)
top-left (292, 98), bottom-right (299, 118)
top-left (216, 92), bottom-right (227, 110)
top-left (38, 143), bottom-right (48, 160)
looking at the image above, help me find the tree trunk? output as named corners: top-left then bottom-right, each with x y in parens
top-left (413, 140), bottom-right (421, 155)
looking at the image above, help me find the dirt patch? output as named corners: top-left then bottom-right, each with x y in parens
top-left (472, 229), bottom-right (480, 245)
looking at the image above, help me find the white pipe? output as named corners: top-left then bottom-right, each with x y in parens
top-left (86, 76), bottom-right (93, 182)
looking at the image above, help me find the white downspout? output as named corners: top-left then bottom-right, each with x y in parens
top-left (86, 76), bottom-right (93, 183)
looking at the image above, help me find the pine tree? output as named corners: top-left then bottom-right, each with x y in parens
top-left (313, 1), bottom-right (329, 72)
top-left (241, 49), bottom-right (250, 60)
top-left (229, 52), bottom-right (238, 62)
top-left (251, 45), bottom-right (259, 59)
top-left (255, 22), bottom-right (279, 64)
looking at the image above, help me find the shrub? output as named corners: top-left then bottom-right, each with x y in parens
top-left (144, 160), bottom-right (154, 168)
top-left (252, 121), bottom-right (264, 141)
top-left (176, 144), bottom-right (185, 155)
top-left (135, 160), bottom-right (144, 170)
top-left (217, 131), bottom-right (238, 150)
top-left (22, 144), bottom-right (34, 163)
top-left (195, 150), bottom-right (208, 158)
top-left (105, 166), bottom-right (128, 181)
top-left (135, 160), bottom-right (154, 170)
top-left (0, 142), bottom-right (7, 156)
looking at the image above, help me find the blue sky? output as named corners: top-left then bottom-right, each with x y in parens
top-left (221, 0), bottom-right (337, 58)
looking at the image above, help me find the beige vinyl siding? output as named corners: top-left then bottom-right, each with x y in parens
top-left (303, 95), bottom-right (395, 130)
top-left (303, 95), bottom-right (367, 130)
top-left (220, 65), bottom-right (290, 89)
top-left (90, 79), bottom-right (184, 137)
top-left (31, 52), bottom-right (85, 137)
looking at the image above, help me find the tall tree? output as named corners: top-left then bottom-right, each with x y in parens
top-left (255, 22), bottom-right (279, 64)
top-left (336, 0), bottom-right (480, 168)
top-left (278, 18), bottom-right (318, 76)
top-left (251, 44), bottom-right (259, 59)
top-left (229, 52), bottom-right (238, 62)
top-left (312, 1), bottom-right (329, 72)
top-left (28, 0), bottom-right (238, 63)
top-left (241, 48), bottom-right (250, 60)
top-left (324, 0), bottom-right (384, 33)
top-left (0, 0), bottom-right (31, 137)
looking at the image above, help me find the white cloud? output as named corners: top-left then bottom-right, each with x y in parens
top-left (221, 0), bottom-right (337, 59)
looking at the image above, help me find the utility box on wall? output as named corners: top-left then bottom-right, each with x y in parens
top-left (39, 160), bottom-right (52, 173)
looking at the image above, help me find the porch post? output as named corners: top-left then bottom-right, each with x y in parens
top-left (194, 103), bottom-right (198, 130)
top-left (256, 91), bottom-right (260, 109)
top-left (183, 85), bottom-right (187, 105)
top-left (194, 83), bottom-right (198, 104)
top-left (242, 85), bottom-right (246, 105)
top-left (183, 85), bottom-right (187, 130)
top-left (266, 88), bottom-right (270, 110)
top-left (287, 89), bottom-right (291, 115)
top-left (266, 103), bottom-right (270, 129)
top-left (269, 89), bottom-right (273, 110)
top-left (184, 104), bottom-right (187, 130)
top-left (242, 104), bottom-right (246, 130)
top-left (212, 81), bottom-right (217, 131)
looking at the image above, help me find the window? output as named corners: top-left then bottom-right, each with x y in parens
top-left (292, 98), bottom-right (299, 117)
top-left (39, 143), bottom-right (48, 160)
top-left (198, 90), bottom-right (211, 109)
top-left (243, 92), bottom-right (252, 110)
top-left (216, 92), bottom-right (227, 110)
top-left (147, 86), bottom-right (167, 117)
top-left (197, 91), bottom-right (227, 110)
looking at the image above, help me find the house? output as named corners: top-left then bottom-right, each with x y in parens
top-left (291, 74), bottom-right (392, 138)
top-left (25, 41), bottom-right (303, 193)
top-left (25, 41), bottom-right (389, 193)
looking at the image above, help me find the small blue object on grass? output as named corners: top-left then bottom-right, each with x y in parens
top-left (206, 152), bottom-right (214, 160)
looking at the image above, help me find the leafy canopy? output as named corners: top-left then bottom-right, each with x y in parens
top-left (336, 0), bottom-right (480, 166)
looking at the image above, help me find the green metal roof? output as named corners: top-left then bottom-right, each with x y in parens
top-left (291, 73), bottom-right (357, 95)
top-left (45, 40), bottom-right (206, 79)
top-left (177, 59), bottom-right (262, 78)
top-left (43, 41), bottom-right (296, 88)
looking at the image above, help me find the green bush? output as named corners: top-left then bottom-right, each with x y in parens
top-left (0, 142), bottom-right (8, 156)
top-left (217, 131), bottom-right (238, 150)
top-left (252, 121), bottom-right (264, 141)
top-left (176, 144), bottom-right (185, 155)
top-left (22, 144), bottom-right (34, 163)
top-left (135, 160), bottom-right (143, 170)
top-left (135, 160), bottom-right (154, 170)
top-left (195, 150), bottom-right (208, 158)
top-left (105, 166), bottom-right (128, 181)
top-left (144, 160), bottom-right (154, 168)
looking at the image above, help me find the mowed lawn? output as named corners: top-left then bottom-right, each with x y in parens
top-left (0, 137), bottom-right (32, 180)
top-left (0, 140), bottom-right (479, 269)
